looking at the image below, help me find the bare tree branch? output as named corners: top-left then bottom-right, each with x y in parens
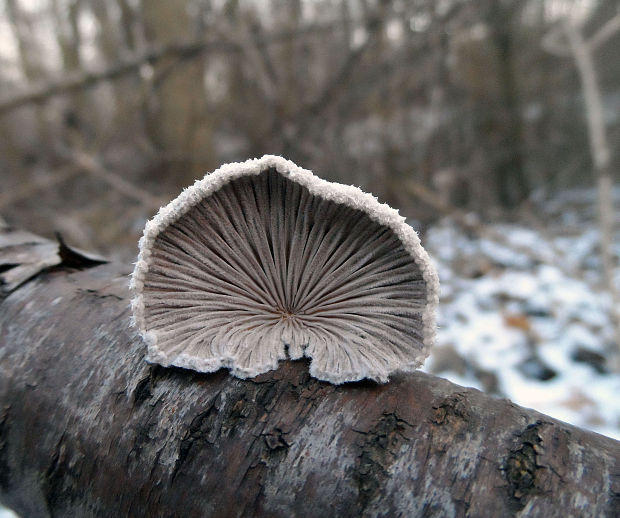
top-left (279, 4), bottom-right (388, 154)
top-left (588, 11), bottom-right (620, 52)
top-left (542, 10), bottom-right (620, 57)
top-left (66, 151), bottom-right (165, 209)
top-left (0, 23), bottom-right (343, 116)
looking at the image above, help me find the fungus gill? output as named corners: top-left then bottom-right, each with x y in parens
top-left (130, 155), bottom-right (438, 384)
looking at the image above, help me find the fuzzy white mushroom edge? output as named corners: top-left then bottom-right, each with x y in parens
top-left (130, 155), bottom-right (439, 384)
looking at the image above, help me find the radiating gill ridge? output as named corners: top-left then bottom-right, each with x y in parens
top-left (131, 156), bottom-right (438, 384)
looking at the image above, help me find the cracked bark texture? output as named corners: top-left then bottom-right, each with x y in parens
top-left (0, 254), bottom-right (619, 517)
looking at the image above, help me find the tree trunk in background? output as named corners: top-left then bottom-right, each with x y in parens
top-left (5, 0), bottom-right (52, 155)
top-left (564, 20), bottom-right (620, 364)
top-left (0, 231), bottom-right (619, 518)
top-left (140, 0), bottom-right (215, 184)
top-left (88, 0), bottom-right (144, 145)
top-left (51, 0), bottom-right (90, 148)
top-left (487, 1), bottom-right (529, 208)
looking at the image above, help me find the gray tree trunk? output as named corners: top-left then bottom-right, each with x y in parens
top-left (0, 229), bottom-right (619, 517)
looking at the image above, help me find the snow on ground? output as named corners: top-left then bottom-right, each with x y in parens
top-left (422, 190), bottom-right (620, 440)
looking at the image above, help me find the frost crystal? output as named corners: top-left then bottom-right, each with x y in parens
top-left (131, 155), bottom-right (438, 384)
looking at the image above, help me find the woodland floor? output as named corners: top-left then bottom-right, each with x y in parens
top-left (423, 187), bottom-right (620, 440)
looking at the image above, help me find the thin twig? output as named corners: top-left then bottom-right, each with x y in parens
top-left (68, 152), bottom-right (165, 209)
top-left (588, 11), bottom-right (620, 52)
top-left (542, 11), bottom-right (620, 57)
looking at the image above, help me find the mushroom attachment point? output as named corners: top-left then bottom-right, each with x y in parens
top-left (130, 156), bottom-right (439, 384)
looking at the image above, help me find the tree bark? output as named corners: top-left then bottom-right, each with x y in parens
top-left (0, 230), bottom-right (619, 518)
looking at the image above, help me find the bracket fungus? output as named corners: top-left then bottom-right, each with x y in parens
top-left (130, 155), bottom-right (439, 384)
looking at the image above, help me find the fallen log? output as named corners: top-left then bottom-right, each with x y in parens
top-left (0, 228), bottom-right (618, 517)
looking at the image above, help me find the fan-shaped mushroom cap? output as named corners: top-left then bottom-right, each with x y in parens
top-left (130, 156), bottom-right (438, 384)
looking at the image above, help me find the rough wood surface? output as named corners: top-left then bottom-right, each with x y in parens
top-left (0, 249), bottom-right (619, 517)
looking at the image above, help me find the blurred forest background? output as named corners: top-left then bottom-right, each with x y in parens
top-left (1, 0), bottom-right (620, 443)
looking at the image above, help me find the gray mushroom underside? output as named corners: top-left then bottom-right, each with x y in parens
top-left (141, 167), bottom-right (428, 383)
